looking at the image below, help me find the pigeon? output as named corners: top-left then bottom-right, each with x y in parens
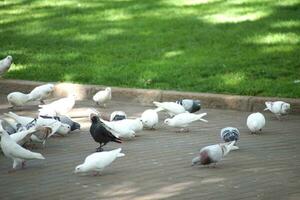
top-left (4, 112), bottom-right (33, 126)
top-left (176, 99), bottom-right (201, 113)
top-left (0, 127), bottom-right (45, 171)
top-left (90, 114), bottom-right (122, 152)
top-left (7, 92), bottom-right (31, 107)
top-left (9, 126), bottom-right (37, 145)
top-left (0, 118), bottom-right (17, 134)
top-left (30, 127), bottom-right (52, 147)
top-left (39, 115), bottom-right (80, 131)
top-left (99, 118), bottom-right (136, 139)
top-left (93, 87), bottom-right (112, 107)
top-left (192, 141), bottom-right (236, 167)
top-left (74, 148), bottom-right (125, 176)
top-left (39, 94), bottom-right (76, 115)
top-left (220, 127), bottom-right (240, 150)
top-left (246, 112), bottom-right (265, 134)
top-left (141, 109), bottom-right (159, 129)
top-left (164, 112), bottom-right (207, 132)
top-left (110, 111), bottom-right (127, 121)
top-left (120, 118), bottom-right (143, 133)
top-left (4, 112), bottom-right (71, 137)
top-left (153, 101), bottom-right (186, 116)
top-left (264, 101), bottom-right (290, 119)
top-left (0, 55), bottom-right (13, 76)
top-left (28, 83), bottom-right (54, 104)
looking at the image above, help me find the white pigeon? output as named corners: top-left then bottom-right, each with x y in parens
top-left (100, 118), bottom-right (136, 139)
top-left (74, 148), bottom-right (125, 176)
top-left (246, 112), bottom-right (266, 134)
top-left (153, 101), bottom-right (186, 116)
top-left (4, 112), bottom-right (70, 136)
top-left (164, 112), bottom-right (208, 132)
top-left (141, 109), bottom-right (159, 129)
top-left (123, 118), bottom-right (143, 133)
top-left (93, 87), bottom-right (112, 107)
top-left (39, 94), bottom-right (76, 115)
top-left (0, 55), bottom-right (13, 76)
top-left (264, 101), bottom-right (290, 119)
top-left (192, 141), bottom-right (236, 166)
top-left (7, 92), bottom-right (31, 107)
top-left (4, 111), bottom-right (33, 126)
top-left (0, 127), bottom-right (45, 170)
top-left (110, 111), bottom-right (127, 121)
top-left (28, 83), bottom-right (54, 104)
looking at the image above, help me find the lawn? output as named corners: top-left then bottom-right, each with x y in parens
top-left (0, 0), bottom-right (299, 98)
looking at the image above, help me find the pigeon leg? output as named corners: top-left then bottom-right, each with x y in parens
top-left (177, 128), bottom-right (189, 133)
top-left (96, 144), bottom-right (104, 152)
top-left (21, 161), bottom-right (26, 169)
top-left (93, 171), bottom-right (101, 176)
top-left (276, 114), bottom-right (281, 120)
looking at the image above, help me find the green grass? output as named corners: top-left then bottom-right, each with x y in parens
top-left (1, 0), bottom-right (300, 97)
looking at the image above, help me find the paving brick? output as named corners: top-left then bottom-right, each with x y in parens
top-left (0, 93), bottom-right (299, 200)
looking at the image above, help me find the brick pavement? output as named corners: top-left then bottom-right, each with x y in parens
top-left (0, 96), bottom-right (300, 200)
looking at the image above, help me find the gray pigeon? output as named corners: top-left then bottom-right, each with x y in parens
top-left (192, 141), bottom-right (236, 167)
top-left (176, 99), bottom-right (201, 113)
top-left (38, 115), bottom-right (80, 131)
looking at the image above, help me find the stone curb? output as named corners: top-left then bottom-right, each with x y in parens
top-left (0, 79), bottom-right (299, 113)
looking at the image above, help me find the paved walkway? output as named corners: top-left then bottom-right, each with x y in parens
top-left (0, 95), bottom-right (300, 200)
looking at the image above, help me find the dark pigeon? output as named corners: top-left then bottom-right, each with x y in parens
top-left (89, 115), bottom-right (122, 152)
top-left (176, 99), bottom-right (201, 113)
top-left (220, 127), bottom-right (239, 142)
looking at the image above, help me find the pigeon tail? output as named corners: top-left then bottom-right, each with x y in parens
top-left (4, 112), bottom-right (19, 121)
top-left (197, 113), bottom-right (208, 122)
top-left (264, 102), bottom-right (272, 111)
top-left (113, 138), bottom-right (122, 144)
top-left (117, 153), bottom-right (125, 158)
top-left (154, 107), bottom-right (164, 113)
top-left (31, 152), bottom-right (45, 160)
top-left (230, 146), bottom-right (239, 151)
top-left (153, 102), bottom-right (164, 112)
top-left (224, 141), bottom-right (236, 155)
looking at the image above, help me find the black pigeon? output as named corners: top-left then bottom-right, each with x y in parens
top-left (89, 115), bottom-right (122, 152)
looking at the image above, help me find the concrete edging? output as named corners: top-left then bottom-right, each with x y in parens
top-left (0, 79), bottom-right (299, 113)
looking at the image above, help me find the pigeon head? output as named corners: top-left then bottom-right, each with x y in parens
top-left (191, 156), bottom-right (201, 166)
top-left (90, 113), bottom-right (99, 122)
top-left (7, 93), bottom-right (13, 100)
top-left (6, 55), bottom-right (13, 62)
top-left (106, 87), bottom-right (111, 92)
top-left (199, 151), bottom-right (212, 165)
top-left (282, 103), bottom-right (291, 114)
top-left (164, 118), bottom-right (172, 126)
top-left (74, 164), bottom-right (85, 174)
top-left (72, 122), bottom-right (81, 131)
top-left (58, 123), bottom-right (71, 134)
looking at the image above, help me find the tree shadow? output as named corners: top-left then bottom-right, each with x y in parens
top-left (0, 0), bottom-right (299, 97)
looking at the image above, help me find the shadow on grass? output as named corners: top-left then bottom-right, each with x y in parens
top-left (0, 0), bottom-right (299, 97)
